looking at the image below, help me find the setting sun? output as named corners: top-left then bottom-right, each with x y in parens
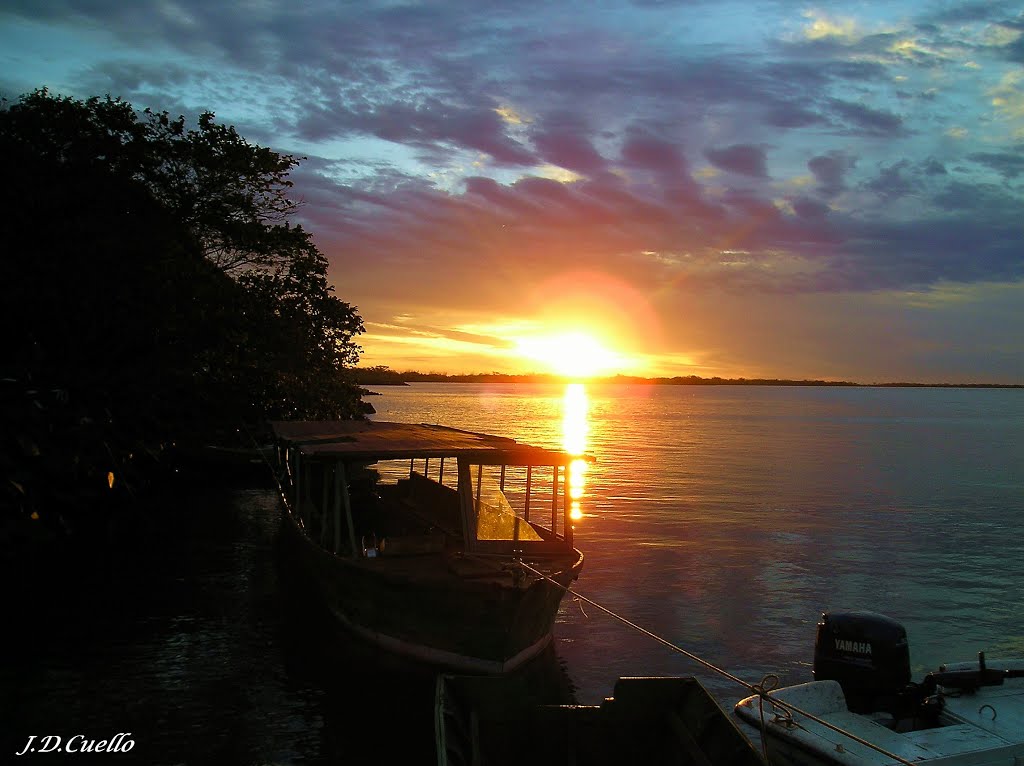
top-left (515, 331), bottom-right (626, 378)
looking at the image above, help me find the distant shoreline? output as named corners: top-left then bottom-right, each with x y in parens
top-left (351, 371), bottom-right (1023, 389)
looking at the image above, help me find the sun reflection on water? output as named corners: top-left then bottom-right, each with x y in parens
top-left (563, 383), bottom-right (589, 521)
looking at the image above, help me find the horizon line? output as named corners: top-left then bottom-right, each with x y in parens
top-left (351, 369), bottom-right (1023, 389)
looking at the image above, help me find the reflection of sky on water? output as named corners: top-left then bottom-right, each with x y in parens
top-left (372, 384), bottom-right (1024, 706)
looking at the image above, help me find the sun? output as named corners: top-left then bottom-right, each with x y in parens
top-left (515, 331), bottom-right (626, 378)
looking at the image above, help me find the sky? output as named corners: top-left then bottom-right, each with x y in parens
top-left (2, 1), bottom-right (1023, 383)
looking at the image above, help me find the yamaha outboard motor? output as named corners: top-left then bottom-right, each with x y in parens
top-left (813, 611), bottom-right (911, 715)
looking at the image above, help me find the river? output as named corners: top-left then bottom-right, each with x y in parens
top-left (4, 383), bottom-right (1022, 763)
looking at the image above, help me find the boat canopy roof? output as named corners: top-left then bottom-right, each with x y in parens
top-left (270, 420), bottom-right (589, 466)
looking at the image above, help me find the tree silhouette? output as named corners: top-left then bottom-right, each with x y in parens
top-left (0, 89), bottom-right (364, 538)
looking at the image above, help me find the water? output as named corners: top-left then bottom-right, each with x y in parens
top-left (3, 384), bottom-right (1022, 763)
top-left (369, 383), bottom-right (1024, 704)
top-left (2, 486), bottom-right (439, 764)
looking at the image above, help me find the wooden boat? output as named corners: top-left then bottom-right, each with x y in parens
top-left (437, 674), bottom-right (767, 765)
top-left (270, 420), bottom-right (586, 674)
top-left (735, 611), bottom-right (1024, 765)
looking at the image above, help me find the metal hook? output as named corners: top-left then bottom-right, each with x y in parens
top-left (978, 704), bottom-right (997, 720)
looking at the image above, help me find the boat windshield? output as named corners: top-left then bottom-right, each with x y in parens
top-left (474, 469), bottom-right (542, 542)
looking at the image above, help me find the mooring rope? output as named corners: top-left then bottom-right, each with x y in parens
top-left (518, 560), bottom-right (917, 766)
top-left (242, 420), bottom-right (916, 765)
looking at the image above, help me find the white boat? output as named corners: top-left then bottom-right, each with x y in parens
top-left (735, 611), bottom-right (1024, 765)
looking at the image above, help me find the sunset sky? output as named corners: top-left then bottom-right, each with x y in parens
top-left (3, 1), bottom-right (1022, 383)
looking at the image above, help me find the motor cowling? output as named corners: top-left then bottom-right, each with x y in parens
top-left (813, 610), bottom-right (911, 714)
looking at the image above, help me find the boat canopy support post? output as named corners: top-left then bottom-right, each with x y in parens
top-left (524, 466), bottom-right (531, 522)
top-left (293, 450), bottom-right (302, 523)
top-left (336, 461), bottom-right (358, 558)
top-left (475, 464), bottom-right (483, 515)
top-left (320, 464), bottom-right (331, 547)
top-left (563, 468), bottom-right (572, 547)
top-left (300, 455), bottom-right (310, 527)
top-left (457, 459), bottom-right (475, 551)
top-left (332, 461), bottom-right (343, 555)
top-left (550, 466), bottom-right (558, 534)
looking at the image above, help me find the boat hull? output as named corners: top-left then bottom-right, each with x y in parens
top-left (277, 502), bottom-right (582, 673)
top-left (736, 672), bottom-right (1024, 766)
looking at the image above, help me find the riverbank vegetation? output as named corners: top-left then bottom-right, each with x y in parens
top-left (1, 89), bottom-right (365, 554)
top-left (352, 367), bottom-right (1022, 388)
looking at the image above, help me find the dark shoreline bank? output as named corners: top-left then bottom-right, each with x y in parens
top-left (353, 371), bottom-right (1023, 389)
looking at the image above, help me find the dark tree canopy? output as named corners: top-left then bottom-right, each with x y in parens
top-left (1, 89), bottom-right (365, 536)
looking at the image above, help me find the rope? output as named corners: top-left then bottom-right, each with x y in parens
top-left (242, 420), bottom-right (915, 766)
top-left (518, 560), bottom-right (917, 766)
top-left (751, 674), bottom-right (783, 762)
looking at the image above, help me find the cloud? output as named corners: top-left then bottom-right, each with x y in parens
top-left (704, 144), bottom-right (769, 178)
top-left (1004, 39), bottom-right (1024, 64)
top-left (4, 0), bottom-right (1023, 381)
top-left (531, 124), bottom-right (607, 176)
top-left (620, 131), bottom-right (690, 175)
top-left (762, 104), bottom-right (824, 129)
top-left (791, 197), bottom-right (831, 220)
top-left (801, 10), bottom-right (862, 44)
top-left (864, 160), bottom-right (918, 200)
top-left (808, 151), bottom-right (857, 197)
top-left (293, 96), bottom-right (537, 167)
top-left (367, 320), bottom-right (516, 351)
top-left (827, 99), bottom-right (906, 136)
top-left (967, 149), bottom-right (1024, 178)
top-left (988, 70), bottom-right (1024, 126)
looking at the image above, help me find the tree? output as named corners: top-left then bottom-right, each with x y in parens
top-left (0, 89), bottom-right (365, 536)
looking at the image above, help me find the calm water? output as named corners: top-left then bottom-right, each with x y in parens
top-left (370, 384), bottom-right (1024, 704)
top-left (4, 383), bottom-right (1022, 763)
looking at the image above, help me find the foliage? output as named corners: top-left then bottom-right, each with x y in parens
top-left (0, 89), bottom-right (365, 538)
top-left (349, 366), bottom-right (412, 386)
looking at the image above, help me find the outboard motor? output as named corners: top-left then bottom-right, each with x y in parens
top-left (813, 611), bottom-right (911, 715)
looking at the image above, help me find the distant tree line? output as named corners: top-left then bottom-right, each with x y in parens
top-left (350, 367), bottom-right (862, 386)
top-left (352, 368), bottom-right (1021, 388)
top-left (1, 89), bottom-right (365, 547)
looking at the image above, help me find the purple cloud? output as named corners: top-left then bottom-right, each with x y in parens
top-left (3, 0), bottom-right (1023, 336)
top-left (828, 99), bottom-right (905, 136)
top-left (705, 144), bottom-right (770, 178)
top-left (532, 127), bottom-right (607, 176)
top-left (809, 151), bottom-right (857, 197)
